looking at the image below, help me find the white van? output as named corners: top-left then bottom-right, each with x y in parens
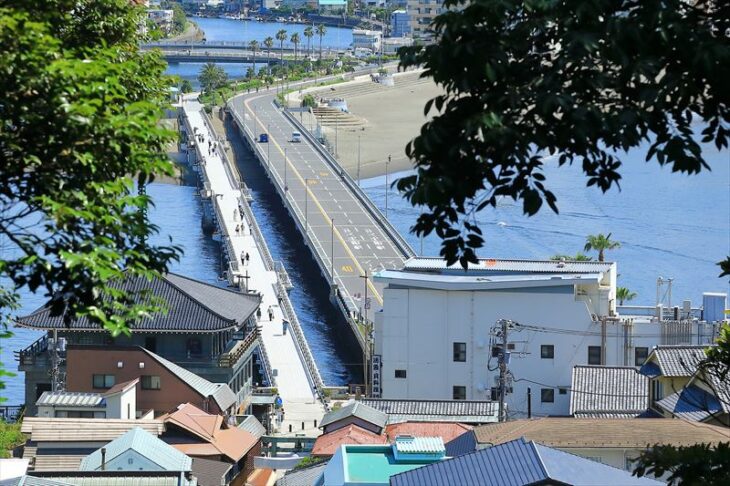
top-left (291, 131), bottom-right (302, 143)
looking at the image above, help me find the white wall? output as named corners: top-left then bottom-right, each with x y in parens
top-left (103, 450), bottom-right (163, 471)
top-left (106, 386), bottom-right (136, 419)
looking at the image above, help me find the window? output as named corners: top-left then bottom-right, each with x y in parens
top-left (58, 410), bottom-right (106, 418)
top-left (541, 388), bottom-right (555, 403)
top-left (187, 338), bottom-right (202, 357)
top-left (141, 375), bottom-right (161, 390)
top-left (92, 374), bottom-right (115, 389)
top-left (394, 369), bottom-right (407, 379)
top-left (453, 342), bottom-right (467, 362)
top-left (588, 346), bottom-right (602, 365)
top-left (453, 386), bottom-right (466, 400)
top-left (558, 387), bottom-right (567, 395)
top-left (651, 380), bottom-right (664, 402)
top-left (540, 345), bottom-right (555, 359)
top-left (491, 345), bottom-right (502, 358)
top-left (635, 347), bottom-right (649, 366)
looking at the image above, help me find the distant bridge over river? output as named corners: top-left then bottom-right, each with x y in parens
top-left (142, 41), bottom-right (340, 63)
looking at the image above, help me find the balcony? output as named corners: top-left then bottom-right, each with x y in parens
top-left (219, 328), bottom-right (259, 368)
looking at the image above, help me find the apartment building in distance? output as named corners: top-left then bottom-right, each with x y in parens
top-left (406, 0), bottom-right (443, 39)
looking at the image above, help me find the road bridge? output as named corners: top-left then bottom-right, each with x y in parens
top-left (227, 76), bottom-right (414, 360)
top-left (180, 96), bottom-right (326, 437)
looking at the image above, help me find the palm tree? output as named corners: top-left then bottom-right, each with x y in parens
top-left (290, 32), bottom-right (300, 62)
top-left (249, 40), bottom-right (259, 77)
top-left (264, 36), bottom-right (274, 75)
top-left (616, 287), bottom-right (637, 305)
top-left (584, 233), bottom-right (621, 262)
top-left (316, 24), bottom-right (326, 61)
top-left (304, 25), bottom-right (314, 58)
top-left (550, 253), bottom-right (592, 262)
top-left (276, 29), bottom-right (288, 71)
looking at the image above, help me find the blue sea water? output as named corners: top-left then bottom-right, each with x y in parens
top-left (363, 137), bottom-right (730, 307)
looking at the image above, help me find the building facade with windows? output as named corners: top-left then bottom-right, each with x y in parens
top-left (372, 257), bottom-right (719, 417)
top-left (16, 273), bottom-right (265, 415)
top-left (390, 9), bottom-right (410, 38)
top-left (406, 0), bottom-right (442, 39)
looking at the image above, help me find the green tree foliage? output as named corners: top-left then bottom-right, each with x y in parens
top-left (264, 36), bottom-right (274, 75)
top-left (171, 2), bottom-right (187, 34)
top-left (397, 0), bottom-right (729, 268)
top-left (198, 62), bottom-right (228, 94)
top-left (634, 441), bottom-right (730, 485)
top-left (0, 421), bottom-right (24, 458)
top-left (249, 39), bottom-right (259, 75)
top-left (316, 24), bottom-right (326, 61)
top-left (301, 94), bottom-right (317, 108)
top-left (180, 79), bottom-right (193, 93)
top-left (616, 287), bottom-right (637, 305)
top-left (304, 25), bottom-right (314, 58)
top-left (549, 253), bottom-right (592, 262)
top-left (0, 0), bottom-right (181, 395)
top-left (291, 32), bottom-right (300, 61)
top-left (276, 29), bottom-right (288, 68)
top-left (584, 233), bottom-right (620, 262)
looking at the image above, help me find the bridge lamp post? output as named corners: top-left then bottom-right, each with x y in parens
top-left (385, 154), bottom-right (390, 218)
top-left (284, 147), bottom-right (288, 192)
top-left (331, 218), bottom-right (335, 284)
top-left (266, 123), bottom-right (271, 169)
top-left (304, 179), bottom-right (309, 235)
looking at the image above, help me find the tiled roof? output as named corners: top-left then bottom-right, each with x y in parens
top-left (403, 257), bottom-right (614, 274)
top-left (320, 401), bottom-right (388, 430)
top-left (37, 476), bottom-right (195, 486)
top-left (276, 462), bottom-right (328, 486)
top-left (474, 418), bottom-right (730, 448)
top-left (311, 425), bottom-right (386, 456)
top-left (384, 422), bottom-right (472, 446)
top-left (35, 392), bottom-right (104, 408)
top-left (163, 403), bottom-right (258, 462)
top-left (17, 273), bottom-right (259, 332)
top-left (642, 345), bottom-right (710, 377)
top-left (570, 365), bottom-right (649, 416)
top-left (191, 457), bottom-right (232, 486)
top-left (358, 398), bottom-right (498, 423)
top-left (389, 438), bottom-right (663, 486)
top-left (237, 415), bottom-right (266, 439)
top-left (699, 366), bottom-right (730, 414)
top-left (80, 427), bottom-right (192, 472)
top-left (104, 378), bottom-right (139, 396)
top-left (143, 350), bottom-right (236, 411)
top-left (656, 386), bottom-right (724, 422)
top-left (30, 455), bottom-right (87, 472)
top-left (21, 418), bottom-right (164, 442)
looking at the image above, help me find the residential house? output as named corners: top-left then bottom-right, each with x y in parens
top-left (317, 0), bottom-right (346, 13)
top-left (276, 462), bottom-right (329, 486)
top-left (640, 345), bottom-right (729, 425)
top-left (389, 437), bottom-right (663, 486)
top-left (357, 398), bottom-right (498, 424)
top-left (161, 403), bottom-right (262, 485)
top-left (373, 257), bottom-right (717, 417)
top-left (65, 346), bottom-right (237, 416)
top-left (20, 418), bottom-right (165, 472)
top-left (384, 422), bottom-right (475, 457)
top-left (319, 401), bottom-right (388, 435)
top-left (147, 9), bottom-right (174, 33)
top-left (474, 417), bottom-right (730, 472)
top-left (570, 365), bottom-right (653, 418)
top-left (351, 29), bottom-right (382, 53)
top-left (320, 436), bottom-right (447, 486)
top-left (311, 425), bottom-right (387, 457)
top-left (35, 379), bottom-right (139, 420)
top-left (16, 273), bottom-right (264, 415)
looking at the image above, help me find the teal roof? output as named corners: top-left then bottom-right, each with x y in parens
top-left (80, 427), bottom-right (192, 472)
top-left (324, 445), bottom-right (442, 485)
top-left (318, 0), bottom-right (346, 5)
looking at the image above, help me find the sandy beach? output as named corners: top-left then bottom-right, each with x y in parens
top-left (301, 71), bottom-right (443, 180)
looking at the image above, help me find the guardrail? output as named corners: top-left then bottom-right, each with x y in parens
top-left (275, 279), bottom-right (327, 405)
top-left (257, 338), bottom-right (277, 388)
top-left (282, 109), bottom-right (415, 259)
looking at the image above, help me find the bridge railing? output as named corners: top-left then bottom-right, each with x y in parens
top-left (281, 107), bottom-right (415, 260)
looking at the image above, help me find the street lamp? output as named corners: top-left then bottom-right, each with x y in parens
top-left (284, 147), bottom-right (288, 191)
top-left (385, 154), bottom-right (390, 218)
top-left (330, 218), bottom-right (335, 284)
top-left (304, 178), bottom-right (309, 234)
top-left (266, 123), bottom-right (271, 168)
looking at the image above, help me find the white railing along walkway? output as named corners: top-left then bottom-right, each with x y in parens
top-left (182, 96), bottom-right (325, 436)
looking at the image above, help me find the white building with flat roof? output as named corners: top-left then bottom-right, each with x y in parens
top-left (372, 257), bottom-right (720, 418)
top-left (352, 29), bottom-right (382, 53)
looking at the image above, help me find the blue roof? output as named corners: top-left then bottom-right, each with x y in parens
top-left (656, 385), bottom-right (723, 421)
top-left (81, 427), bottom-right (192, 472)
top-left (444, 430), bottom-right (477, 457)
top-left (639, 361), bottom-right (662, 378)
top-left (389, 438), bottom-right (664, 486)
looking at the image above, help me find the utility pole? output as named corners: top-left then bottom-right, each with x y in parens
top-left (497, 318), bottom-right (510, 423)
top-left (385, 154), bottom-right (390, 218)
top-left (360, 270), bottom-right (369, 322)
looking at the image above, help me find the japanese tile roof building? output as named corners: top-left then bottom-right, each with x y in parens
top-left (570, 365), bottom-right (650, 418)
top-left (16, 273), bottom-right (260, 332)
top-left (639, 345), bottom-right (709, 378)
top-left (389, 438), bottom-right (664, 486)
top-left (320, 401), bottom-right (388, 433)
top-left (357, 398), bottom-right (498, 424)
top-left (474, 418), bottom-right (730, 449)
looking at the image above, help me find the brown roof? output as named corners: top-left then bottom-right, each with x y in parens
top-left (311, 424), bottom-right (387, 456)
top-left (385, 422), bottom-right (472, 444)
top-left (475, 418), bottom-right (730, 449)
top-left (104, 378), bottom-right (139, 396)
top-left (163, 403), bottom-right (258, 462)
top-left (21, 417), bottom-right (164, 442)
